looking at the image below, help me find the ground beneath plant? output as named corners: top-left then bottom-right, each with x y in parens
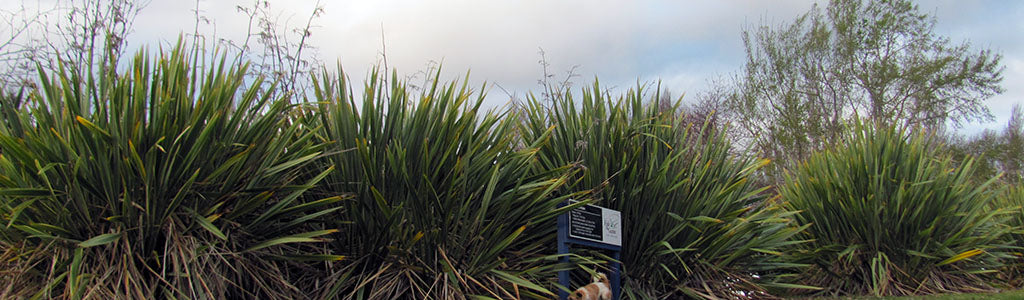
top-left (826, 289), bottom-right (1024, 300)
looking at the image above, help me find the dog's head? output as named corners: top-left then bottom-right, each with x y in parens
top-left (568, 289), bottom-right (586, 300)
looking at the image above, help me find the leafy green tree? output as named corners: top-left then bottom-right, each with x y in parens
top-left (723, 0), bottom-right (1004, 176)
top-left (946, 105), bottom-right (1024, 184)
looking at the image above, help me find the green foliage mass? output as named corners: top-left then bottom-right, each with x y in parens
top-left (305, 67), bottom-right (581, 299)
top-left (518, 84), bottom-right (807, 299)
top-left (945, 105), bottom-right (1024, 185)
top-left (0, 43), bottom-right (339, 298)
top-left (0, 38), bottom-right (1019, 300)
top-left (781, 123), bottom-right (1012, 297)
top-left (725, 0), bottom-right (1003, 178)
top-left (997, 185), bottom-right (1024, 284)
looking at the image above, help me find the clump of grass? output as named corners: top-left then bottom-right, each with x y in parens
top-left (307, 68), bottom-right (581, 299)
top-left (781, 123), bottom-right (1013, 297)
top-left (518, 83), bottom-right (806, 299)
top-left (997, 185), bottom-right (1024, 286)
top-left (0, 42), bottom-right (339, 298)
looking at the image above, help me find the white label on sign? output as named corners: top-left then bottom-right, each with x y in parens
top-left (602, 209), bottom-right (621, 246)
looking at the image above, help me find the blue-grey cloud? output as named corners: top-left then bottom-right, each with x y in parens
top-left (123, 0), bottom-right (1022, 133)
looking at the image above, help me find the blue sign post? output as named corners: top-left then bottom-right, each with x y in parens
top-left (557, 201), bottom-right (622, 300)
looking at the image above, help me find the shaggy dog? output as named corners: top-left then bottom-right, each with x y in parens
top-left (568, 273), bottom-right (611, 300)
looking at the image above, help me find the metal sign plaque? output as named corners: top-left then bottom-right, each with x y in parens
top-left (558, 200), bottom-right (623, 300)
top-left (567, 201), bottom-right (621, 247)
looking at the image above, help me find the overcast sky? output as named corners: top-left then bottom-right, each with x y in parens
top-left (66, 0), bottom-right (1024, 133)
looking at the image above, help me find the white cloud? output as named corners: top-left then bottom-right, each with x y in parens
top-left (131, 0), bottom-right (819, 94)
top-left (124, 0), bottom-right (1021, 133)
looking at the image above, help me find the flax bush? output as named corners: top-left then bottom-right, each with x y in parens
top-left (307, 68), bottom-right (581, 299)
top-left (781, 124), bottom-right (1013, 297)
top-left (518, 83), bottom-right (806, 299)
top-left (0, 44), bottom-right (339, 299)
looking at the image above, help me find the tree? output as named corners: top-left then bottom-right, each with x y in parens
top-left (0, 0), bottom-right (326, 100)
top-left (946, 104), bottom-right (1024, 184)
top-left (227, 0), bottom-right (325, 95)
top-left (0, 2), bottom-right (48, 94)
top-left (0, 0), bottom-right (146, 103)
top-left (721, 0), bottom-right (1004, 175)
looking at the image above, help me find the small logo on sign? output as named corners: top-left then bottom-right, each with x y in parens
top-left (605, 219), bottom-right (618, 235)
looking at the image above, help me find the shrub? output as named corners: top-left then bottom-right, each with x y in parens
top-left (0, 44), bottom-right (338, 298)
top-left (307, 68), bottom-right (580, 299)
top-left (781, 123), bottom-right (1012, 296)
top-left (999, 185), bottom-right (1024, 285)
top-left (518, 83), bottom-right (805, 299)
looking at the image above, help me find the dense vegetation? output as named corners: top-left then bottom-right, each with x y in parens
top-left (782, 124), bottom-right (1011, 296)
top-left (0, 0), bottom-right (1021, 298)
top-left (305, 68), bottom-right (581, 299)
top-left (0, 43), bottom-right (1019, 299)
top-left (519, 84), bottom-right (805, 298)
top-left (0, 47), bottom-right (340, 298)
top-left (714, 0), bottom-right (1005, 182)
